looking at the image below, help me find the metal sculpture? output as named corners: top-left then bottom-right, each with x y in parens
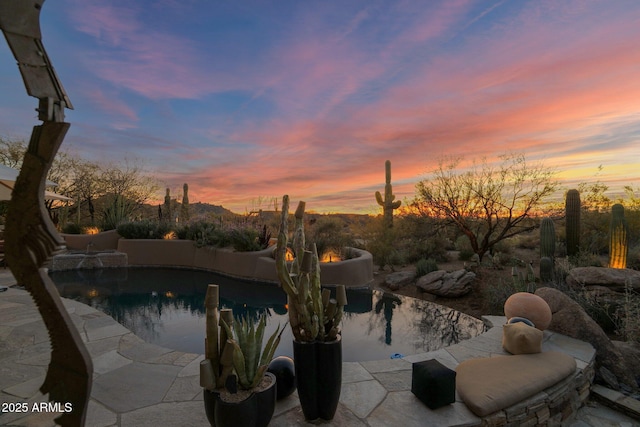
top-left (0, 1), bottom-right (93, 426)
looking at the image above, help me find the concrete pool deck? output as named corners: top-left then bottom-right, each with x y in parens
top-left (1, 271), bottom-right (638, 426)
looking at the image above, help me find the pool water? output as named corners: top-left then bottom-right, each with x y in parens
top-left (50, 267), bottom-right (487, 362)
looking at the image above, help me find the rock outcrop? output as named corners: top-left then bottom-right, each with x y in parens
top-left (384, 271), bottom-right (415, 291)
top-left (416, 269), bottom-right (475, 297)
top-left (535, 287), bottom-right (638, 391)
top-left (566, 267), bottom-right (640, 292)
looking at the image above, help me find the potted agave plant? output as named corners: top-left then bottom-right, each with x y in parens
top-left (200, 285), bottom-right (285, 427)
top-left (275, 195), bottom-right (348, 421)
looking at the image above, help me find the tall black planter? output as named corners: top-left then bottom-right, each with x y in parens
top-left (203, 372), bottom-right (277, 427)
top-left (293, 335), bottom-right (342, 421)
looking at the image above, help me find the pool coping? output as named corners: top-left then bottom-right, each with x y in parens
top-left (0, 273), bottom-right (598, 427)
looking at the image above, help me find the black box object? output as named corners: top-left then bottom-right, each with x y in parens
top-left (411, 359), bottom-right (456, 409)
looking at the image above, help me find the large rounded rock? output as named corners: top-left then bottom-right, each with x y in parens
top-left (504, 292), bottom-right (552, 331)
top-left (535, 287), bottom-right (638, 391)
top-left (416, 269), bottom-right (475, 297)
top-left (567, 267), bottom-right (640, 292)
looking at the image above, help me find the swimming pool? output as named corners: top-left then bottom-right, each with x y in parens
top-left (50, 267), bottom-right (487, 362)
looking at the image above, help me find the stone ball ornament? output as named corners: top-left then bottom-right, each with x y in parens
top-left (267, 356), bottom-right (296, 400)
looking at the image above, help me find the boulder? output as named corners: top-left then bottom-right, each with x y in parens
top-left (535, 287), bottom-right (638, 391)
top-left (504, 292), bottom-right (552, 331)
top-left (384, 271), bottom-right (415, 291)
top-left (416, 269), bottom-right (475, 297)
top-left (566, 267), bottom-right (640, 292)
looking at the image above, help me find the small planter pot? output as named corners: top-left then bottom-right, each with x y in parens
top-left (203, 372), bottom-right (277, 427)
top-left (293, 335), bottom-right (342, 421)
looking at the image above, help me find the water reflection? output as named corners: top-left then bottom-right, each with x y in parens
top-left (50, 267), bottom-right (486, 362)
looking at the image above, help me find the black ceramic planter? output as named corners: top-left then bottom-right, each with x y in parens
top-left (293, 335), bottom-right (342, 421)
top-left (203, 372), bottom-right (277, 427)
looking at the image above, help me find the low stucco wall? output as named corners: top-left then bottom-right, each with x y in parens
top-left (115, 238), bottom-right (373, 287)
top-left (61, 229), bottom-right (121, 251)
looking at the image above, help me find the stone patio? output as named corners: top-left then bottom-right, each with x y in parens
top-left (1, 271), bottom-right (638, 426)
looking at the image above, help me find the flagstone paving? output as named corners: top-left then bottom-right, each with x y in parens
top-left (0, 271), bottom-right (638, 426)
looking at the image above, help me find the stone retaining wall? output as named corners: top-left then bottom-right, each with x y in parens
top-left (478, 318), bottom-right (597, 426)
top-left (59, 232), bottom-right (374, 287)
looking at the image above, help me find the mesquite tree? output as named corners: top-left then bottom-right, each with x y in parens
top-left (415, 153), bottom-right (558, 261)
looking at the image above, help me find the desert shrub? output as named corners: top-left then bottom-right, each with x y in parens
top-left (229, 227), bottom-right (261, 252)
top-left (568, 250), bottom-right (603, 267)
top-left (309, 217), bottom-right (354, 261)
top-left (627, 244), bottom-right (640, 271)
top-left (483, 280), bottom-right (516, 315)
top-left (61, 223), bottom-right (82, 234)
top-left (117, 220), bottom-right (162, 239)
top-left (415, 258), bottom-right (439, 278)
top-left (341, 247), bottom-right (360, 260)
top-left (365, 222), bottom-right (403, 271)
top-left (618, 285), bottom-right (640, 342)
top-left (458, 249), bottom-right (475, 261)
top-left (400, 234), bottom-right (450, 264)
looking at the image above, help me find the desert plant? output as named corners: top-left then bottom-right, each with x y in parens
top-left (540, 217), bottom-right (556, 259)
top-left (221, 314), bottom-right (285, 390)
top-left (415, 258), bottom-right (439, 278)
top-left (61, 222), bottom-right (82, 234)
top-left (275, 196), bottom-right (347, 342)
top-left (229, 227), bottom-right (261, 252)
top-left (609, 203), bottom-right (628, 269)
top-left (565, 189), bottom-right (581, 256)
top-left (511, 263), bottom-right (536, 293)
top-left (101, 194), bottom-right (131, 230)
top-left (375, 160), bottom-right (401, 228)
top-left (540, 256), bottom-right (554, 283)
top-left (201, 285), bottom-right (234, 390)
top-left (539, 217), bottom-right (556, 282)
top-left (180, 183), bottom-right (190, 223)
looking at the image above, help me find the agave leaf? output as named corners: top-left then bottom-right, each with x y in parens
top-left (229, 340), bottom-right (249, 389)
top-left (254, 316), bottom-right (266, 377)
top-left (242, 315), bottom-right (256, 385)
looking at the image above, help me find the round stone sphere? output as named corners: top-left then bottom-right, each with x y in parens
top-left (504, 292), bottom-right (552, 331)
top-left (267, 356), bottom-right (296, 400)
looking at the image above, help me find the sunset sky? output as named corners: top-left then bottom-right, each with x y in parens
top-left (1, 0), bottom-right (639, 214)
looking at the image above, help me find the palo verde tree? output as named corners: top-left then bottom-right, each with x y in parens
top-left (415, 153), bottom-right (559, 261)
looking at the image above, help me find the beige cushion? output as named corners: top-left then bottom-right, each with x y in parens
top-left (456, 351), bottom-right (576, 417)
top-left (502, 322), bottom-right (543, 354)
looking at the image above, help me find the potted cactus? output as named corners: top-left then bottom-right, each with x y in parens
top-left (200, 285), bottom-right (285, 427)
top-left (275, 195), bottom-right (348, 421)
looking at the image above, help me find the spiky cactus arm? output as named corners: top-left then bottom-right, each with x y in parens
top-left (565, 189), bottom-right (581, 256)
top-left (5, 123), bottom-right (92, 427)
top-left (375, 160), bottom-right (401, 228)
top-left (609, 204), bottom-right (628, 269)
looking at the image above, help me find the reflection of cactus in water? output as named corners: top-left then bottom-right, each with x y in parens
top-left (375, 160), bottom-right (401, 228)
top-left (374, 293), bottom-right (402, 345)
top-left (609, 204), bottom-right (628, 269)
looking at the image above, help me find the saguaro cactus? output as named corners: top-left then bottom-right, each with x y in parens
top-left (180, 183), bottom-right (190, 222)
top-left (565, 189), bottom-right (581, 256)
top-left (375, 160), bottom-right (401, 228)
top-left (164, 188), bottom-right (172, 223)
top-left (539, 217), bottom-right (556, 282)
top-left (609, 203), bottom-right (628, 269)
